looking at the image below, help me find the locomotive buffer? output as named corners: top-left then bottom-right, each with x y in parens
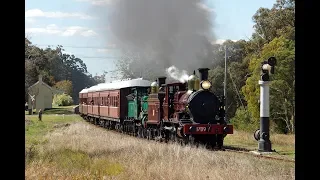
top-left (253, 57), bottom-right (277, 153)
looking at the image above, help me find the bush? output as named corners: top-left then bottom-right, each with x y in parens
top-left (53, 93), bottom-right (74, 106)
top-left (230, 107), bottom-right (257, 132)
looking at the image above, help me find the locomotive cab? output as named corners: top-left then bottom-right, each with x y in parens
top-left (126, 87), bottom-right (149, 120)
top-left (162, 82), bottom-right (186, 121)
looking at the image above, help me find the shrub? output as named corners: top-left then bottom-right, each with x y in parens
top-left (230, 107), bottom-right (257, 132)
top-left (53, 93), bottom-right (74, 106)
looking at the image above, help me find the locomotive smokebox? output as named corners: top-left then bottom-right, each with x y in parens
top-left (198, 68), bottom-right (210, 81)
top-left (157, 77), bottom-right (167, 87)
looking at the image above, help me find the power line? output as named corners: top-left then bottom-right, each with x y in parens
top-left (80, 56), bottom-right (118, 59)
top-left (35, 44), bottom-right (117, 49)
top-left (32, 44), bottom-right (119, 59)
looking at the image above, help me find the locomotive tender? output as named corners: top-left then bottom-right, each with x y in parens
top-left (79, 68), bottom-right (233, 148)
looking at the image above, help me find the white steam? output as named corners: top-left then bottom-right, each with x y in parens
top-left (166, 66), bottom-right (189, 83)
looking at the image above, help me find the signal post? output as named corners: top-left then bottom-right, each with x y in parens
top-left (253, 57), bottom-right (277, 153)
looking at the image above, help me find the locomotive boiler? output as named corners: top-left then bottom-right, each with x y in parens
top-left (146, 68), bottom-right (233, 148)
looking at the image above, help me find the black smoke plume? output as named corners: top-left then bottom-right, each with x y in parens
top-left (107, 0), bottom-right (216, 82)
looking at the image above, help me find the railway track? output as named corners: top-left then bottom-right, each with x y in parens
top-left (84, 118), bottom-right (295, 163)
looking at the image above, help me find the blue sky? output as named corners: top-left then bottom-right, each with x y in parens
top-left (25, 0), bottom-right (275, 79)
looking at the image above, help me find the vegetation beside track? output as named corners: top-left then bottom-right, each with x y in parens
top-left (25, 107), bottom-right (294, 180)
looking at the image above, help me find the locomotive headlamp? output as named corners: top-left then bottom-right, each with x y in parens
top-left (200, 80), bottom-right (211, 90)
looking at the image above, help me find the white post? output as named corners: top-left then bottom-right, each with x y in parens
top-left (224, 45), bottom-right (228, 123)
top-left (258, 80), bottom-right (272, 152)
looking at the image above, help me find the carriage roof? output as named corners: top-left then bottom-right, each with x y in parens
top-left (80, 78), bottom-right (152, 93)
top-left (79, 88), bottom-right (89, 93)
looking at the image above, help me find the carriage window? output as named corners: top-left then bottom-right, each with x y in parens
top-left (169, 86), bottom-right (174, 93)
top-left (179, 84), bottom-right (186, 91)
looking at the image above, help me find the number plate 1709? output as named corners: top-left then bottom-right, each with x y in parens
top-left (196, 127), bottom-right (207, 132)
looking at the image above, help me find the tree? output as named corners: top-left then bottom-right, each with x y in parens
top-left (252, 0), bottom-right (295, 43)
top-left (54, 80), bottom-right (73, 96)
top-left (208, 39), bottom-right (251, 121)
top-left (242, 36), bottom-right (295, 133)
top-left (114, 51), bottom-right (159, 81)
top-left (25, 37), bottom-right (102, 104)
top-left (93, 73), bottom-right (106, 84)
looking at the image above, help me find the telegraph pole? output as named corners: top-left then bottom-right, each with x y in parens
top-left (224, 45), bottom-right (228, 123)
top-left (255, 57), bottom-right (277, 152)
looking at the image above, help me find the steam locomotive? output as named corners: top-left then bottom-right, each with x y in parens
top-left (79, 68), bottom-right (233, 148)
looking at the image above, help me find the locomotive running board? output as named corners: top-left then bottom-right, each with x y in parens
top-left (183, 124), bottom-right (233, 135)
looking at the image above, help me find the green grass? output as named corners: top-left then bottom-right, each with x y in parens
top-left (25, 105), bottom-right (77, 115)
top-left (25, 114), bottom-right (82, 147)
top-left (40, 148), bottom-right (124, 176)
top-left (25, 114), bottom-right (125, 179)
top-left (25, 109), bottom-right (37, 115)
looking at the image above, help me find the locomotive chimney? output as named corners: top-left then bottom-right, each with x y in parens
top-left (157, 76), bottom-right (167, 87)
top-left (198, 68), bottom-right (210, 81)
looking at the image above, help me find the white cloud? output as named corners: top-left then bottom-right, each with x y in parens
top-left (75, 0), bottom-right (113, 6)
top-left (61, 26), bottom-right (98, 37)
top-left (25, 17), bottom-right (36, 24)
top-left (197, 3), bottom-right (214, 13)
top-left (25, 24), bottom-right (98, 37)
top-left (213, 39), bottom-right (238, 45)
top-left (97, 49), bottom-right (110, 53)
top-left (81, 30), bottom-right (98, 37)
top-left (25, 9), bottom-right (94, 19)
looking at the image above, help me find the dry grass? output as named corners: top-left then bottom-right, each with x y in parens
top-left (225, 130), bottom-right (295, 146)
top-left (26, 121), bottom-right (294, 180)
top-left (224, 130), bottom-right (295, 158)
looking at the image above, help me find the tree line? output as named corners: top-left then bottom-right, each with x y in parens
top-left (113, 0), bottom-right (295, 134)
top-left (25, 39), bottom-right (106, 104)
